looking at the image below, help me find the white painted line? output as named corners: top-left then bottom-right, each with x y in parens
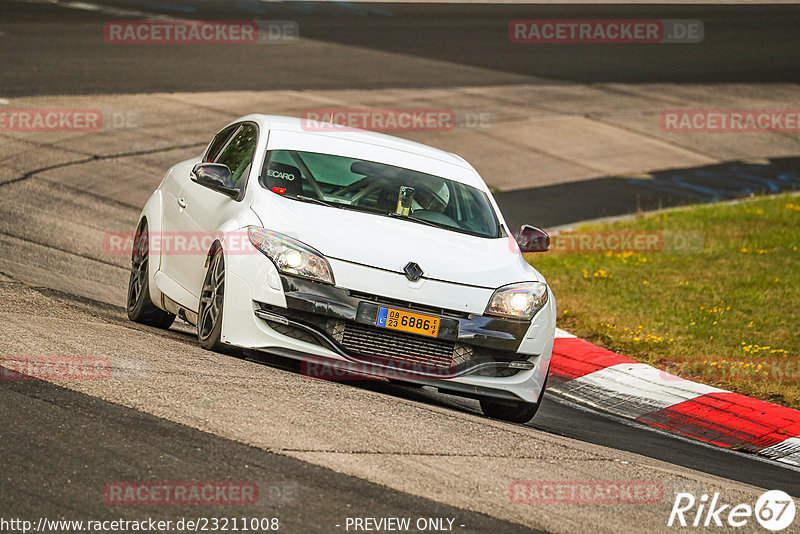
top-left (554, 328), bottom-right (576, 338)
top-left (552, 336), bottom-right (800, 468)
top-left (59, 1), bottom-right (153, 18)
top-left (0, 98), bottom-right (9, 105)
top-left (760, 436), bottom-right (800, 466)
top-left (554, 362), bottom-right (725, 419)
top-left (547, 391), bottom-right (800, 471)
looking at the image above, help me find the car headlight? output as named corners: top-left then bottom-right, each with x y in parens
top-left (485, 282), bottom-right (548, 319)
top-left (247, 226), bottom-right (334, 285)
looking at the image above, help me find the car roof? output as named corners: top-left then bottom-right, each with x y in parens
top-left (233, 114), bottom-right (474, 171)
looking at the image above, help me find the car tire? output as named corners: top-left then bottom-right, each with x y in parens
top-left (197, 246), bottom-right (237, 355)
top-left (480, 374), bottom-right (548, 424)
top-left (479, 397), bottom-right (542, 424)
top-left (127, 220), bottom-right (176, 329)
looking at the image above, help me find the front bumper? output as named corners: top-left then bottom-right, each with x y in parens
top-left (220, 247), bottom-right (555, 403)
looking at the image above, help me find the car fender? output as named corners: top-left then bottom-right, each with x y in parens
top-left (137, 188), bottom-right (166, 306)
top-left (215, 217), bottom-right (287, 347)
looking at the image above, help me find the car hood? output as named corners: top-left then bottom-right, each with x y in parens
top-left (250, 195), bottom-right (543, 289)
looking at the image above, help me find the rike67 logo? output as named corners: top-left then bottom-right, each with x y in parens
top-left (668, 490), bottom-right (796, 531)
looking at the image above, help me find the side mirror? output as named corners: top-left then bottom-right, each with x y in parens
top-left (515, 225), bottom-right (550, 253)
top-left (191, 163), bottom-right (239, 197)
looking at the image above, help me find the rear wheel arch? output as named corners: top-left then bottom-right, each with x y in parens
top-left (126, 218), bottom-right (175, 329)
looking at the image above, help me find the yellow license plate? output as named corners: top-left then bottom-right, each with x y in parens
top-left (376, 306), bottom-right (440, 337)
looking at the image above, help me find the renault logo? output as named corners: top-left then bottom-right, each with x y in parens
top-left (403, 262), bottom-right (424, 282)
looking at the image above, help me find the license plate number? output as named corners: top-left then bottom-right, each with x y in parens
top-left (376, 306), bottom-right (440, 337)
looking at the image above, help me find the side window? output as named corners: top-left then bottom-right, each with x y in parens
top-left (203, 125), bottom-right (238, 163)
top-left (213, 124), bottom-right (258, 189)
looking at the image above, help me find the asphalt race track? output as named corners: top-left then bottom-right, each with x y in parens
top-left (3, 1), bottom-right (800, 95)
top-left (1, 1), bottom-right (799, 533)
top-left (0, 375), bottom-right (541, 534)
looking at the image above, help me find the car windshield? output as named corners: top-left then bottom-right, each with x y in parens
top-left (259, 150), bottom-right (501, 238)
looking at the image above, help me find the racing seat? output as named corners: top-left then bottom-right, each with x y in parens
top-left (263, 161), bottom-right (303, 196)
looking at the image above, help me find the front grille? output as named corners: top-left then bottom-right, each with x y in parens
top-left (332, 321), bottom-right (456, 370)
top-left (255, 302), bottom-right (526, 378)
top-left (471, 366), bottom-right (522, 377)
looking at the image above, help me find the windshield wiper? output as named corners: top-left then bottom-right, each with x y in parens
top-left (294, 195), bottom-right (339, 208)
top-left (386, 212), bottom-right (440, 228)
top-left (294, 195), bottom-right (373, 214)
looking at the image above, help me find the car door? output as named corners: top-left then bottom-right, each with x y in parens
top-left (173, 122), bottom-right (259, 301)
top-left (160, 124), bottom-right (239, 290)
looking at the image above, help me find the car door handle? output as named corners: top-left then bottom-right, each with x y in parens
top-left (177, 198), bottom-right (187, 209)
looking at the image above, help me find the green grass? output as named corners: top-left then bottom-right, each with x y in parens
top-left (529, 192), bottom-right (800, 409)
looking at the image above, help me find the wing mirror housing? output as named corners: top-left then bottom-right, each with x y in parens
top-left (191, 163), bottom-right (239, 197)
top-left (515, 224), bottom-right (550, 253)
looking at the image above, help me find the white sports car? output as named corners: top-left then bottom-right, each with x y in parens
top-left (127, 115), bottom-right (556, 423)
